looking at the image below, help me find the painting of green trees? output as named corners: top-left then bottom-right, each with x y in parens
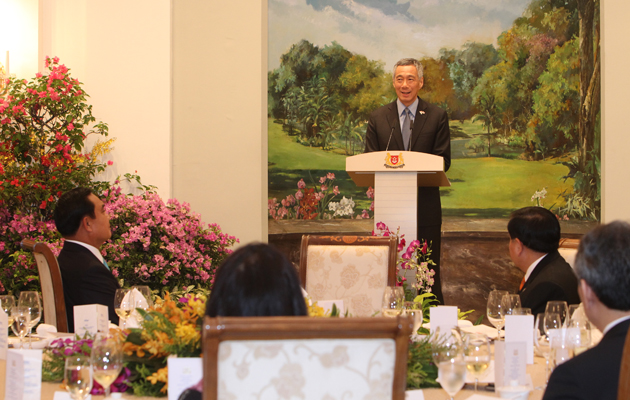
top-left (268, 0), bottom-right (600, 221)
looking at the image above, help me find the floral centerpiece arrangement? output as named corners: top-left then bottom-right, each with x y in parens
top-left (372, 221), bottom-right (436, 294)
top-left (123, 292), bottom-right (206, 396)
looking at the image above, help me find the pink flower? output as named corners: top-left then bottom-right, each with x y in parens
top-left (366, 186), bottom-right (374, 199)
top-left (333, 186), bottom-right (339, 195)
top-left (319, 176), bottom-right (327, 184)
top-left (320, 185), bottom-right (328, 191)
top-left (297, 179), bottom-right (306, 189)
top-left (107, 160), bottom-right (114, 166)
top-left (295, 190), bottom-right (303, 200)
top-left (67, 123), bottom-right (74, 131)
top-left (376, 221), bottom-right (388, 231)
top-left (36, 72), bottom-right (42, 78)
top-left (327, 173), bottom-right (335, 180)
top-left (53, 56), bottom-right (59, 63)
top-left (361, 210), bottom-right (369, 219)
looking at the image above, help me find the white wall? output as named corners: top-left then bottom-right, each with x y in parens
top-left (601, 0), bottom-right (630, 222)
top-left (0, 0), bottom-right (39, 78)
top-left (171, 0), bottom-right (267, 246)
top-left (38, 0), bottom-right (172, 199)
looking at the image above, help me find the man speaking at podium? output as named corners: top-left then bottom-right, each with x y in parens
top-left (364, 58), bottom-right (451, 304)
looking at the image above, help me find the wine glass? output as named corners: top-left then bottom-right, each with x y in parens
top-left (91, 332), bottom-right (124, 399)
top-left (65, 355), bottom-right (93, 400)
top-left (487, 290), bottom-right (509, 340)
top-left (10, 306), bottom-right (31, 349)
top-left (567, 317), bottom-right (591, 356)
top-left (512, 307), bottom-right (532, 315)
top-left (534, 313), bottom-right (553, 385)
top-left (464, 332), bottom-right (491, 391)
top-left (0, 295), bottom-right (16, 330)
top-left (114, 288), bottom-right (132, 329)
top-left (543, 312), bottom-right (561, 337)
top-left (18, 291), bottom-right (41, 348)
top-left (402, 302), bottom-right (423, 334)
top-left (381, 286), bottom-right (404, 317)
top-left (501, 293), bottom-right (521, 316)
top-left (131, 285), bottom-right (154, 310)
top-left (545, 301), bottom-right (568, 327)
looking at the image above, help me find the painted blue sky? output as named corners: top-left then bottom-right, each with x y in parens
top-left (269, 0), bottom-right (531, 71)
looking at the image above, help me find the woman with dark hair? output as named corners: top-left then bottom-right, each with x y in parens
top-left (206, 242), bottom-right (307, 317)
top-left (178, 243), bottom-right (307, 400)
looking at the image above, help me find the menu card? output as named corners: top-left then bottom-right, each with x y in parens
top-left (505, 314), bottom-right (534, 364)
top-left (494, 340), bottom-right (527, 387)
top-left (4, 349), bottom-right (43, 400)
top-left (74, 304), bottom-right (108, 336)
top-left (0, 308), bottom-right (8, 360)
top-left (429, 306), bottom-right (458, 337)
top-left (168, 357), bottom-right (203, 400)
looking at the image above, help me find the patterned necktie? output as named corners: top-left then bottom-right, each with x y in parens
top-left (402, 108), bottom-right (412, 150)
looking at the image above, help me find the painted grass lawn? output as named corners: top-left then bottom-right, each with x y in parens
top-left (268, 119), bottom-right (573, 218)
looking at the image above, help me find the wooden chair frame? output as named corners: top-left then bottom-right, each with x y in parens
top-left (298, 235), bottom-right (399, 288)
top-left (202, 315), bottom-right (412, 400)
top-left (618, 326), bottom-right (630, 399)
top-left (20, 239), bottom-right (68, 332)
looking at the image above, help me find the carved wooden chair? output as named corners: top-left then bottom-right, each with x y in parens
top-left (299, 235), bottom-right (398, 317)
top-left (20, 239), bottom-right (68, 332)
top-left (202, 315), bottom-right (412, 400)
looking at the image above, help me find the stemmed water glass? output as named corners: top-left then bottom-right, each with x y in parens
top-left (534, 313), bottom-right (553, 384)
top-left (114, 288), bottom-right (132, 329)
top-left (402, 302), bottom-right (423, 334)
top-left (545, 301), bottom-right (568, 327)
top-left (381, 286), bottom-right (404, 317)
top-left (10, 306), bottom-right (30, 349)
top-left (0, 295), bottom-right (16, 331)
top-left (501, 293), bottom-right (521, 316)
top-left (567, 317), bottom-right (591, 356)
top-left (464, 332), bottom-right (492, 391)
top-left (91, 332), bottom-right (124, 399)
top-left (65, 355), bottom-right (93, 400)
top-left (487, 290), bottom-right (509, 340)
top-left (18, 291), bottom-right (41, 348)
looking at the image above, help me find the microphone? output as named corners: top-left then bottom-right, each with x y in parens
top-left (385, 116), bottom-right (395, 152)
top-left (385, 125), bottom-right (395, 151)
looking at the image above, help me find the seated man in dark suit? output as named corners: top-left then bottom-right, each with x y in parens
top-left (543, 221), bottom-right (630, 400)
top-left (54, 187), bottom-right (120, 332)
top-left (508, 206), bottom-right (579, 315)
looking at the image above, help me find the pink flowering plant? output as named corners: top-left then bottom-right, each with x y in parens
top-left (101, 180), bottom-right (238, 291)
top-left (0, 56), bottom-right (111, 220)
top-left (372, 222), bottom-right (435, 293)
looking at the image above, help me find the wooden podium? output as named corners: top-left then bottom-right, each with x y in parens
top-left (346, 151), bottom-right (450, 244)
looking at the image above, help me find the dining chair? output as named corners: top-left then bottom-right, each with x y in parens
top-left (201, 314), bottom-right (412, 400)
top-left (299, 235), bottom-right (398, 317)
top-left (558, 238), bottom-right (580, 270)
top-left (20, 239), bottom-right (68, 332)
top-left (618, 325), bottom-right (630, 399)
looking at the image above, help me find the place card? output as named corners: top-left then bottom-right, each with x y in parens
top-left (505, 314), bottom-right (534, 364)
top-left (4, 349), bottom-right (43, 400)
top-left (405, 389), bottom-right (425, 399)
top-left (429, 306), bottom-right (458, 337)
top-left (74, 304), bottom-right (108, 336)
top-left (52, 392), bottom-right (92, 400)
top-left (318, 300), bottom-right (345, 316)
top-left (0, 308), bottom-right (8, 360)
top-left (495, 340), bottom-right (527, 388)
top-left (168, 357), bottom-right (203, 400)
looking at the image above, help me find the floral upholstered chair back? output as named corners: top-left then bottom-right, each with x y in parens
top-left (202, 316), bottom-right (411, 400)
top-left (299, 235), bottom-right (398, 317)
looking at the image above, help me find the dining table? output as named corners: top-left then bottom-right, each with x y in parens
top-left (0, 347), bottom-right (548, 400)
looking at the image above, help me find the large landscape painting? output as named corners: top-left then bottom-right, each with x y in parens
top-left (267, 0), bottom-right (601, 223)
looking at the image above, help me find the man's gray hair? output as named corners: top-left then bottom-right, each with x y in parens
top-left (393, 58), bottom-right (424, 80)
top-left (575, 220), bottom-right (630, 311)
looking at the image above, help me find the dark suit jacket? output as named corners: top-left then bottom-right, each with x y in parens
top-left (543, 319), bottom-right (630, 400)
top-left (57, 241), bottom-right (120, 332)
top-left (519, 250), bottom-right (580, 316)
top-left (364, 97), bottom-right (451, 226)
